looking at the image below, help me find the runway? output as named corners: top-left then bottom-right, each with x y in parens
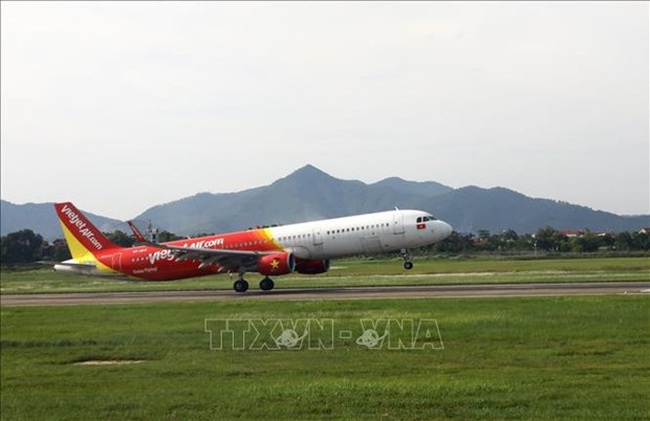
top-left (1, 281), bottom-right (648, 307)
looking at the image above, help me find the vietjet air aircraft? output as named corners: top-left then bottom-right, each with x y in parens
top-left (54, 202), bottom-right (452, 292)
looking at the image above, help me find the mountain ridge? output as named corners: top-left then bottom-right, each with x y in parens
top-left (2, 165), bottom-right (648, 239)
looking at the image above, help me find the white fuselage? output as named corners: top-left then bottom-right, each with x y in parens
top-left (268, 209), bottom-right (452, 259)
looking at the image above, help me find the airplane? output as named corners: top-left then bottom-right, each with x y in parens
top-left (54, 202), bottom-right (453, 292)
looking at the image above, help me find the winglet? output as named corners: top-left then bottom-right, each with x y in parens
top-left (127, 220), bottom-right (148, 243)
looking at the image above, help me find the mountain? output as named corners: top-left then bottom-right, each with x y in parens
top-left (371, 177), bottom-right (452, 198)
top-left (1, 165), bottom-right (648, 239)
top-left (134, 165), bottom-right (435, 234)
top-left (0, 200), bottom-right (123, 240)
top-left (134, 165), bottom-right (647, 235)
top-left (423, 186), bottom-right (649, 234)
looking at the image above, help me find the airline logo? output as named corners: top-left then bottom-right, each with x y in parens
top-left (180, 238), bottom-right (225, 249)
top-left (60, 204), bottom-right (104, 251)
top-left (416, 223), bottom-right (426, 230)
top-left (148, 249), bottom-right (176, 265)
top-left (147, 239), bottom-right (225, 265)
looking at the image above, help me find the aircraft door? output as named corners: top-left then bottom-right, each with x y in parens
top-left (111, 253), bottom-right (123, 271)
top-left (312, 227), bottom-right (323, 246)
top-left (393, 212), bottom-right (405, 234)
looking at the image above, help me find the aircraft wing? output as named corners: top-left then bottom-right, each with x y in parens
top-left (147, 243), bottom-right (279, 272)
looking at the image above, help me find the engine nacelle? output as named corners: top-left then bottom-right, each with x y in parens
top-left (258, 252), bottom-right (296, 276)
top-left (295, 259), bottom-right (331, 275)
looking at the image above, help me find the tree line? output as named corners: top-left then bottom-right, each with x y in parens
top-left (1, 227), bottom-right (648, 265)
top-left (0, 229), bottom-right (183, 265)
top-left (426, 228), bottom-right (650, 254)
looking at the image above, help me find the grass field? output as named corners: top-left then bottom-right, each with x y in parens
top-left (1, 296), bottom-right (649, 420)
top-left (1, 256), bottom-right (648, 294)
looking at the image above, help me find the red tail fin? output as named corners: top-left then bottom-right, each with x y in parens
top-left (54, 202), bottom-right (120, 256)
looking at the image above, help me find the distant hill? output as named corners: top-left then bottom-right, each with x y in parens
top-left (422, 186), bottom-right (649, 234)
top-left (134, 165), bottom-right (436, 234)
top-left (0, 200), bottom-right (123, 240)
top-left (1, 165), bottom-right (648, 239)
top-left (371, 177), bottom-right (452, 198)
top-left (134, 165), bottom-right (647, 235)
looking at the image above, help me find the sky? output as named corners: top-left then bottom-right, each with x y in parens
top-left (1, 1), bottom-right (648, 220)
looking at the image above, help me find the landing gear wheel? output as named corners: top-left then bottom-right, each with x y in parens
top-left (259, 277), bottom-right (275, 291)
top-left (234, 279), bottom-right (249, 293)
top-left (400, 248), bottom-right (414, 270)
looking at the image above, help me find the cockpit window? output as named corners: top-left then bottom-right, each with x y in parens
top-left (417, 215), bottom-right (438, 223)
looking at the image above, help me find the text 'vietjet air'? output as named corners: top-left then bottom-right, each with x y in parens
top-left (54, 202), bottom-right (452, 292)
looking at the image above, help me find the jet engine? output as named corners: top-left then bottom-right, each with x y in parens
top-left (257, 252), bottom-right (296, 276)
top-left (295, 258), bottom-right (331, 275)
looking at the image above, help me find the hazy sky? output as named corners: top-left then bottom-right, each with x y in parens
top-left (2, 1), bottom-right (648, 220)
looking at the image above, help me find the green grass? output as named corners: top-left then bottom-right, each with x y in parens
top-left (1, 296), bottom-right (649, 420)
top-left (1, 256), bottom-right (648, 294)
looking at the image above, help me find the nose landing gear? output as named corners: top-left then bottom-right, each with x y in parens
top-left (401, 249), bottom-right (414, 270)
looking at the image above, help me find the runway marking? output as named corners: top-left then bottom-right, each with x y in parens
top-left (1, 282), bottom-right (648, 307)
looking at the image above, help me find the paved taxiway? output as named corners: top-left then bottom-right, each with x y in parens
top-left (1, 282), bottom-right (648, 307)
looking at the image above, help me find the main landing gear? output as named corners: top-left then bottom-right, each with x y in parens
top-left (232, 276), bottom-right (275, 293)
top-left (233, 278), bottom-right (249, 293)
top-left (259, 277), bottom-right (274, 291)
top-left (401, 248), bottom-right (414, 270)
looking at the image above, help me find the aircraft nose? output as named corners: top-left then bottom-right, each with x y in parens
top-left (439, 221), bottom-right (453, 239)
